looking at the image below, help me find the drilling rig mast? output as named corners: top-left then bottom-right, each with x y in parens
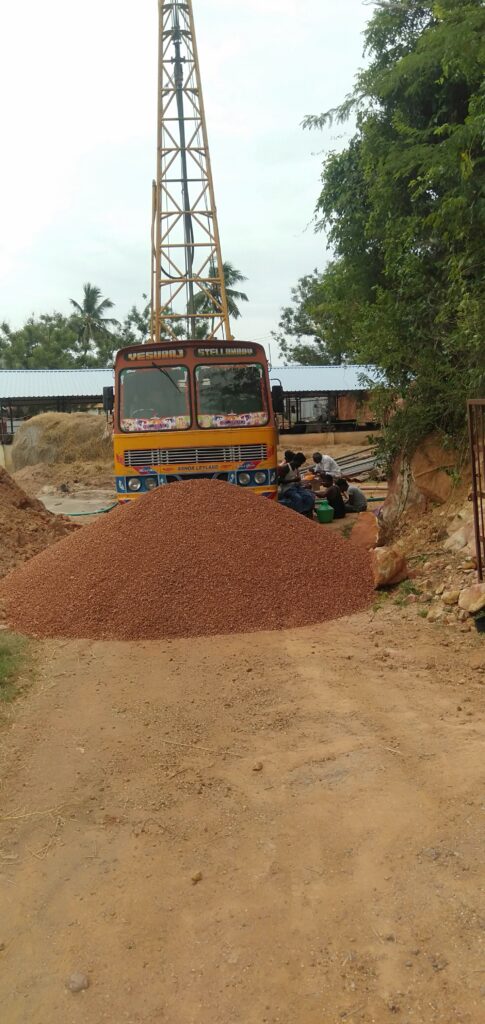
top-left (151, 0), bottom-right (232, 343)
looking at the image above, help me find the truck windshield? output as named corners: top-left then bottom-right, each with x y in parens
top-left (195, 364), bottom-right (268, 428)
top-left (120, 367), bottom-right (190, 432)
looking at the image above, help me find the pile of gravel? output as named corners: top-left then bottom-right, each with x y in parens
top-left (1, 479), bottom-right (374, 640)
top-left (0, 467), bottom-right (76, 580)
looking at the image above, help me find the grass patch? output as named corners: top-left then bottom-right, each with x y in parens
top-left (398, 580), bottom-right (420, 596)
top-left (0, 633), bottom-right (27, 703)
top-left (393, 579), bottom-right (421, 607)
top-left (372, 591), bottom-right (390, 613)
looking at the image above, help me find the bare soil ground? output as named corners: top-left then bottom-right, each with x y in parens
top-left (1, 605), bottom-right (484, 1024)
top-left (277, 435), bottom-right (368, 462)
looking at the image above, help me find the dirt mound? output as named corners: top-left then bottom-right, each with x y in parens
top-left (1, 479), bottom-right (374, 640)
top-left (14, 460), bottom-right (116, 497)
top-left (0, 467), bottom-right (77, 579)
top-left (11, 412), bottom-right (112, 471)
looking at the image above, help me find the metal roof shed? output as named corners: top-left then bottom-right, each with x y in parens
top-left (0, 369), bottom-right (114, 404)
top-left (270, 365), bottom-right (376, 395)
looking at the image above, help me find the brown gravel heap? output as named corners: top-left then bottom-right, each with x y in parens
top-left (0, 467), bottom-right (77, 579)
top-left (1, 479), bottom-right (374, 640)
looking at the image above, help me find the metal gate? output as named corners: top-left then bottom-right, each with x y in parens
top-left (468, 399), bottom-right (485, 581)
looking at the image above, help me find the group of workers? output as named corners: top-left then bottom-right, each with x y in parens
top-left (278, 450), bottom-right (368, 519)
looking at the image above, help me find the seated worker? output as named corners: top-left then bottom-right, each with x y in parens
top-left (320, 473), bottom-right (346, 519)
top-left (336, 477), bottom-right (368, 513)
top-left (311, 451), bottom-right (342, 478)
top-left (279, 448), bottom-right (296, 467)
top-left (278, 453), bottom-right (315, 518)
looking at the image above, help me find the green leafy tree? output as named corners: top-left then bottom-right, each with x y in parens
top-left (120, 295), bottom-right (152, 346)
top-left (273, 270), bottom-right (348, 364)
top-left (282, 0), bottom-right (485, 454)
top-left (0, 314), bottom-right (79, 369)
top-left (69, 283), bottom-right (120, 366)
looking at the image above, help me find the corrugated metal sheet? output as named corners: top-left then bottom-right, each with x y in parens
top-left (270, 365), bottom-right (377, 393)
top-left (0, 363), bottom-right (378, 401)
top-left (0, 369), bottom-right (114, 400)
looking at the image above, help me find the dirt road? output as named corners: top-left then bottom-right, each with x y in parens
top-left (0, 607), bottom-right (484, 1024)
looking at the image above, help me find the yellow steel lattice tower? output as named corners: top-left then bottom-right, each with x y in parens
top-left (151, 0), bottom-right (231, 343)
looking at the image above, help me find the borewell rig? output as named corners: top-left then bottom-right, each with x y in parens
top-left (151, 0), bottom-right (232, 343)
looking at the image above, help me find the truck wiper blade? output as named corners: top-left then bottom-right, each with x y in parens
top-left (151, 361), bottom-right (181, 394)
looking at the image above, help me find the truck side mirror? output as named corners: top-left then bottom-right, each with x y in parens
top-left (271, 384), bottom-right (284, 415)
top-left (103, 386), bottom-right (114, 414)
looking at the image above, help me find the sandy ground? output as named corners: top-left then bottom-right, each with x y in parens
top-left (277, 435), bottom-right (369, 461)
top-left (0, 606), bottom-right (484, 1024)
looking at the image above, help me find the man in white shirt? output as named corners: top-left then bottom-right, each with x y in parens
top-left (312, 451), bottom-right (342, 478)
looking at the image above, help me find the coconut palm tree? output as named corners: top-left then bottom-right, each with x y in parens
top-left (191, 261), bottom-right (249, 328)
top-left (70, 283), bottom-right (119, 362)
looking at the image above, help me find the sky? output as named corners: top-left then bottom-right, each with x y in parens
top-left (0, 0), bottom-right (371, 356)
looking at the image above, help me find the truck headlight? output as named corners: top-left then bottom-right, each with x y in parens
top-left (144, 477), bottom-right (158, 491)
top-left (238, 472), bottom-right (251, 485)
top-left (127, 478), bottom-right (142, 492)
top-left (254, 471), bottom-right (267, 485)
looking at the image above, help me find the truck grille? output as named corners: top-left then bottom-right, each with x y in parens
top-left (123, 444), bottom-right (268, 467)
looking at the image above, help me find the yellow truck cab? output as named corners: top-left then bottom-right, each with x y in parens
top-left (106, 340), bottom-right (282, 502)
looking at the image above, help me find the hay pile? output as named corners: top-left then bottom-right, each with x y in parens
top-left (11, 413), bottom-right (112, 471)
top-left (1, 479), bottom-right (374, 640)
top-left (0, 468), bottom-right (77, 579)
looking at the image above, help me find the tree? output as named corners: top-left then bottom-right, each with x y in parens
top-left (190, 261), bottom-right (249, 337)
top-left (282, 0), bottom-right (485, 454)
top-left (69, 283), bottom-right (120, 365)
top-left (0, 314), bottom-right (79, 369)
top-left (272, 270), bottom-right (349, 365)
top-left (120, 296), bottom-right (152, 346)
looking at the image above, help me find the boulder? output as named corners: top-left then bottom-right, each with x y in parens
top-left (444, 520), bottom-right (477, 557)
top-left (442, 590), bottom-right (460, 606)
top-left (444, 526), bottom-right (469, 553)
top-left (349, 510), bottom-right (382, 550)
top-left (458, 583), bottom-right (485, 615)
top-left (410, 435), bottom-right (459, 504)
top-left (371, 546), bottom-right (408, 589)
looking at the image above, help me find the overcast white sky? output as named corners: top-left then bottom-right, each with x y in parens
top-left (0, 0), bottom-right (370, 354)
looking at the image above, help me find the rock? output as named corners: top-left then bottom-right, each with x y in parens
top-left (435, 583), bottom-right (445, 596)
top-left (427, 605), bottom-right (444, 623)
top-left (458, 583), bottom-right (485, 615)
top-left (430, 956), bottom-right (448, 972)
top-left (349, 510), bottom-right (382, 550)
top-left (410, 435), bottom-right (459, 504)
top-left (442, 590), bottom-right (460, 606)
top-left (66, 972), bottom-right (90, 993)
top-left (457, 609), bottom-right (469, 622)
top-left (444, 526), bottom-right (469, 553)
top-left (191, 870), bottom-right (203, 885)
top-left (380, 454), bottom-right (427, 535)
top-left (252, 761), bottom-right (264, 772)
top-left (372, 547), bottom-right (408, 589)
